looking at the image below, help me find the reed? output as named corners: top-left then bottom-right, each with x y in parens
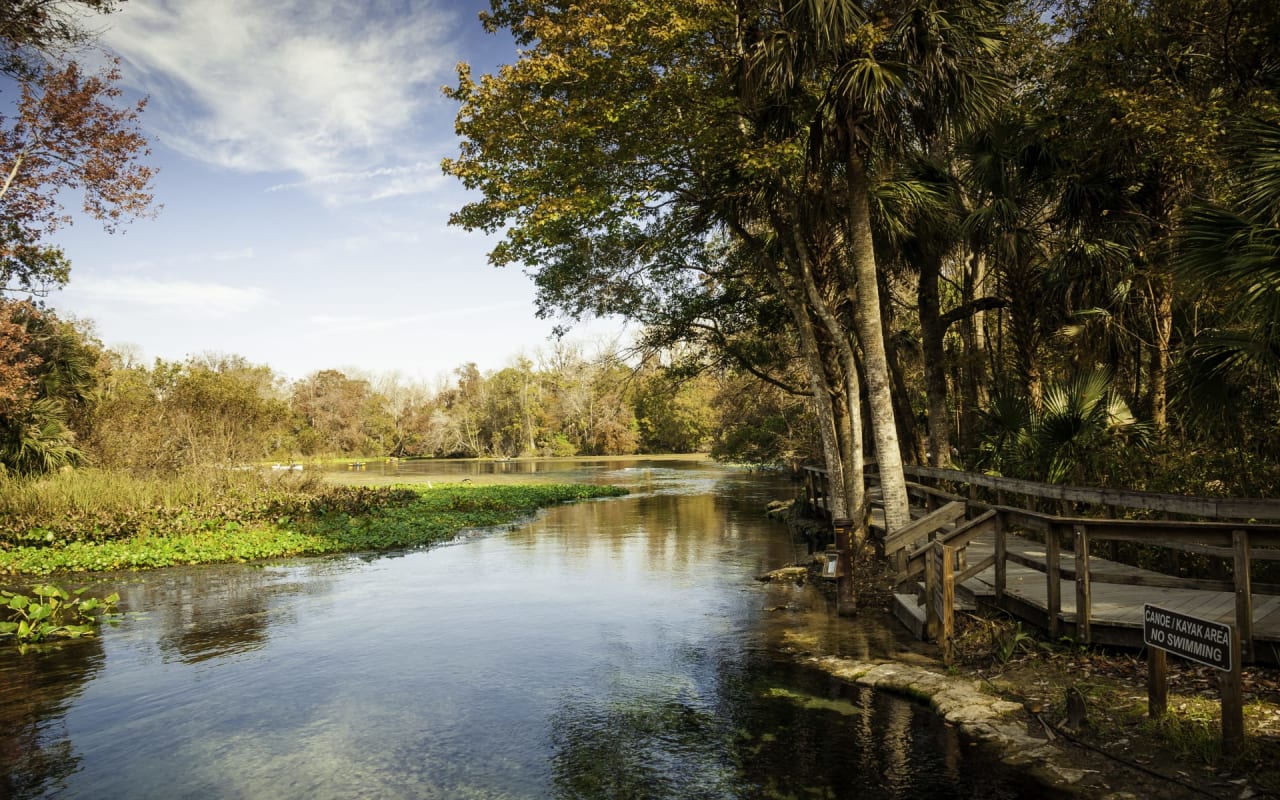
top-left (0, 468), bottom-right (323, 547)
top-left (0, 474), bottom-right (627, 576)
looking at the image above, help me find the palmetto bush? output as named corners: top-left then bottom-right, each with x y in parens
top-left (976, 371), bottom-right (1149, 485)
top-left (0, 398), bottom-right (81, 478)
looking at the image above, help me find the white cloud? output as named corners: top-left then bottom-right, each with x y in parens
top-left (71, 276), bottom-right (272, 318)
top-left (308, 302), bottom-right (529, 333)
top-left (266, 161), bottom-right (446, 202)
top-left (101, 0), bottom-right (457, 204)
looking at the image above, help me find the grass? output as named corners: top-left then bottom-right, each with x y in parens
top-left (0, 469), bottom-right (627, 576)
top-left (950, 613), bottom-right (1280, 793)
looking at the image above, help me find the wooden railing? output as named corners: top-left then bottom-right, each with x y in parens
top-left (804, 463), bottom-right (1280, 662)
top-left (903, 472), bottom-right (1280, 662)
top-left (901, 464), bottom-right (1280, 521)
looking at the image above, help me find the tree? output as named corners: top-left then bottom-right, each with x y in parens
top-left (86, 353), bottom-right (292, 471)
top-left (1046, 0), bottom-right (1279, 432)
top-left (1174, 119), bottom-right (1280, 450)
top-left (445, 0), bottom-right (874, 524)
top-left (0, 300), bottom-right (100, 475)
top-left (1, 59), bottom-right (155, 295)
top-left (632, 365), bottom-right (717, 454)
top-left (1, 0), bottom-right (122, 79)
top-left (291, 369), bottom-right (389, 456)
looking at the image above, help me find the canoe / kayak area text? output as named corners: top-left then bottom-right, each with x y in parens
top-left (1143, 604), bottom-right (1232, 671)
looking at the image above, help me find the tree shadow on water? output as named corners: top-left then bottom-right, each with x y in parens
top-left (0, 637), bottom-right (105, 799)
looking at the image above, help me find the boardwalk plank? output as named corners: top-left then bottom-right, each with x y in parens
top-left (942, 529), bottom-right (1280, 654)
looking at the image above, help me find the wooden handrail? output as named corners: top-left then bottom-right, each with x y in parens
top-left (807, 462), bottom-right (1280, 521)
top-left (902, 464), bottom-right (1280, 521)
top-left (804, 461), bottom-right (1277, 661)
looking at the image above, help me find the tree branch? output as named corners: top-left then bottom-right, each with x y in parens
top-left (940, 296), bottom-right (1009, 331)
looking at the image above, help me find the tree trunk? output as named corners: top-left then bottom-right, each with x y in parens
top-left (847, 153), bottom-right (910, 532)
top-left (788, 219), bottom-right (864, 524)
top-left (957, 252), bottom-right (986, 449)
top-left (918, 252), bottom-right (951, 465)
top-left (1009, 266), bottom-right (1043, 411)
top-left (1148, 272), bottom-right (1172, 433)
top-left (770, 263), bottom-right (850, 520)
top-left (886, 333), bottom-right (923, 464)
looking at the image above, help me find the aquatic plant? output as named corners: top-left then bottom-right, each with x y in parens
top-left (0, 482), bottom-right (628, 576)
top-left (0, 584), bottom-right (119, 643)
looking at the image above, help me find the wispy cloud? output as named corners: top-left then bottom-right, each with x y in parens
top-left (101, 0), bottom-right (458, 204)
top-left (266, 161), bottom-right (446, 203)
top-left (308, 302), bottom-right (528, 334)
top-left (71, 276), bottom-right (272, 318)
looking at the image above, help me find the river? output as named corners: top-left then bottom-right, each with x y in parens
top-left (0, 458), bottom-right (1055, 798)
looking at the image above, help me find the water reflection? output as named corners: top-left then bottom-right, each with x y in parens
top-left (0, 461), bottom-right (1057, 799)
top-left (325, 455), bottom-right (738, 494)
top-left (0, 639), bottom-right (104, 798)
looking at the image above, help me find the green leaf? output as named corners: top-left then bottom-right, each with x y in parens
top-left (34, 585), bottom-right (69, 600)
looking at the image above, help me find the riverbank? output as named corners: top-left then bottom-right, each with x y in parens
top-left (0, 474), bottom-right (626, 576)
top-left (766, 559), bottom-right (1279, 798)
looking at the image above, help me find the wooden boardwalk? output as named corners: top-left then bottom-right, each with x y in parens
top-left (801, 463), bottom-right (1280, 665)
top-left (961, 535), bottom-right (1280, 654)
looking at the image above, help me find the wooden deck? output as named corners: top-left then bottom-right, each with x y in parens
top-left (800, 463), bottom-right (1280, 665)
top-left (961, 535), bottom-right (1280, 655)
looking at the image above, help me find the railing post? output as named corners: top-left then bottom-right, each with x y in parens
top-left (941, 543), bottom-right (955, 665)
top-left (1233, 529), bottom-right (1253, 663)
top-left (834, 518), bottom-right (855, 617)
top-left (925, 541), bottom-right (939, 639)
top-left (1046, 523), bottom-right (1061, 638)
top-left (994, 510), bottom-right (1006, 603)
top-left (1074, 524), bottom-right (1091, 644)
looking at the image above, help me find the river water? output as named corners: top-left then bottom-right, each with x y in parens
top-left (0, 458), bottom-right (1054, 799)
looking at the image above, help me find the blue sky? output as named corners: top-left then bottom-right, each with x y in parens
top-left (45, 0), bottom-right (626, 383)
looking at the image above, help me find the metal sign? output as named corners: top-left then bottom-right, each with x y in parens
top-left (1143, 604), bottom-right (1233, 672)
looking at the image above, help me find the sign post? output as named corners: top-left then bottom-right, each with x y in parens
top-left (1143, 604), bottom-right (1244, 750)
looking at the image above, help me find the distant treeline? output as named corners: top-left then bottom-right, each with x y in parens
top-left (0, 300), bottom-right (818, 476)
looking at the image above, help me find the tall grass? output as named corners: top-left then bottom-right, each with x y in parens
top-left (0, 468), bottom-right (325, 546)
top-left (0, 475), bottom-right (627, 576)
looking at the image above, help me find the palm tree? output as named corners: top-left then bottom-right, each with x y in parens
top-left (0, 397), bottom-right (80, 476)
top-left (1172, 119), bottom-right (1280, 457)
top-left (1177, 119), bottom-right (1280, 392)
top-left (745, 0), bottom-right (1010, 530)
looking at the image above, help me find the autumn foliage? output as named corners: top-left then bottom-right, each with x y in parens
top-left (1, 60), bottom-right (154, 294)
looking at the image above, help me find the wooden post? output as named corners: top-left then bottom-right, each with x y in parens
top-left (941, 543), bottom-right (955, 665)
top-left (993, 511), bottom-right (1007, 603)
top-left (1233, 529), bottom-right (1253, 663)
top-left (925, 542), bottom-right (939, 639)
top-left (1046, 524), bottom-right (1062, 638)
top-left (834, 518), bottom-right (855, 617)
top-left (1221, 629), bottom-right (1245, 752)
top-left (1148, 647), bottom-right (1167, 719)
top-left (1074, 524), bottom-right (1091, 644)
